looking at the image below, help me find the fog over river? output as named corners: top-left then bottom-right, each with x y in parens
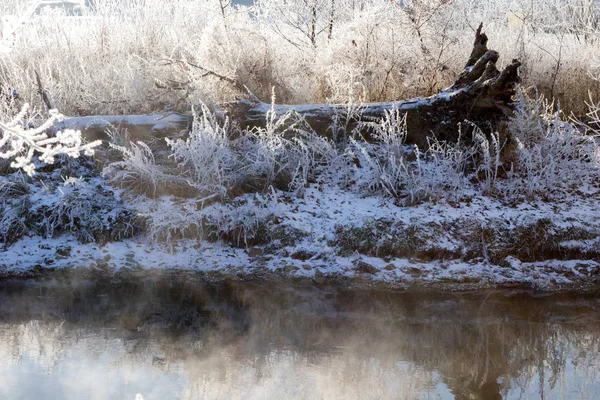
top-left (0, 271), bottom-right (599, 399)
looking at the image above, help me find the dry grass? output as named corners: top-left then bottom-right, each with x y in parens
top-left (0, 0), bottom-right (599, 116)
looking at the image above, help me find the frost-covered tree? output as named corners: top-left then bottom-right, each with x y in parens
top-left (254, 0), bottom-right (337, 47)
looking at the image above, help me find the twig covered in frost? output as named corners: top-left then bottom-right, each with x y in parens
top-left (0, 104), bottom-right (101, 176)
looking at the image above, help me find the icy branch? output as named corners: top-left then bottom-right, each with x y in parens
top-left (0, 104), bottom-right (101, 176)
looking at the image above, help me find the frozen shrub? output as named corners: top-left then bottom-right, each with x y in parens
top-left (507, 89), bottom-right (553, 147)
top-left (133, 101), bottom-right (337, 246)
top-left (142, 191), bottom-right (281, 247)
top-left (158, 99), bottom-right (335, 197)
top-left (348, 109), bottom-right (411, 199)
top-left (0, 198), bottom-right (30, 247)
top-left (470, 123), bottom-right (501, 195)
top-left (0, 176), bottom-right (28, 198)
top-left (237, 107), bottom-right (297, 191)
top-left (239, 97), bottom-right (335, 194)
top-left (501, 90), bottom-right (600, 200)
top-left (0, 177), bottom-right (31, 246)
top-left (204, 191), bottom-right (282, 247)
top-left (141, 197), bottom-right (206, 243)
top-left (414, 138), bottom-right (472, 202)
top-left (0, 172), bottom-right (141, 247)
top-left (166, 104), bottom-right (237, 197)
top-left (39, 177), bottom-right (140, 243)
top-left (104, 138), bottom-right (169, 198)
top-left (348, 108), bottom-right (470, 204)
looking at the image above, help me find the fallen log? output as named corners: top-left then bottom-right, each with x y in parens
top-left (225, 24), bottom-right (521, 148)
top-left (46, 113), bottom-right (190, 142)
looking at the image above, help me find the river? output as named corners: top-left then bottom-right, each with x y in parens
top-left (0, 270), bottom-right (598, 399)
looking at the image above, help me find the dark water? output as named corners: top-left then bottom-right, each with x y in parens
top-left (0, 271), bottom-right (599, 399)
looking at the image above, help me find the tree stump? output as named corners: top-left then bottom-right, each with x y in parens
top-left (225, 24), bottom-right (521, 148)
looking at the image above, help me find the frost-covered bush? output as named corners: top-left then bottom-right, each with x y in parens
top-left (166, 104), bottom-right (237, 197)
top-left (0, 177), bottom-right (31, 246)
top-left (124, 102), bottom-right (334, 246)
top-left (347, 108), bottom-right (469, 204)
top-left (239, 99), bottom-right (335, 194)
top-left (0, 171), bottom-right (141, 247)
top-left (141, 197), bottom-right (205, 243)
top-left (344, 89), bottom-right (600, 203)
top-left (142, 192), bottom-right (281, 247)
top-left (0, 105), bottom-right (138, 247)
top-left (204, 192), bottom-right (282, 247)
top-left (338, 88), bottom-right (600, 204)
top-left (123, 101), bottom-right (336, 199)
top-left (239, 108), bottom-right (297, 191)
top-left (348, 109), bottom-right (410, 199)
top-left (470, 124), bottom-right (501, 195)
top-left (40, 177), bottom-right (140, 243)
top-left (501, 90), bottom-right (600, 200)
top-left (103, 138), bottom-right (169, 198)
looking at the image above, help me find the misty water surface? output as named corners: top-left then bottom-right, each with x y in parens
top-left (0, 270), bottom-right (599, 399)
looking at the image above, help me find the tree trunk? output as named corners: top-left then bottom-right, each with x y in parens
top-left (225, 24), bottom-right (521, 148)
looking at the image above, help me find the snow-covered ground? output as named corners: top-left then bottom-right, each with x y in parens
top-left (3, 183), bottom-right (599, 291)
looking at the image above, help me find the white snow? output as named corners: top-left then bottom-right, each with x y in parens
top-left (3, 184), bottom-right (599, 290)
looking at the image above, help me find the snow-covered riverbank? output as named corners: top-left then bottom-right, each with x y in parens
top-left (3, 182), bottom-right (600, 291)
top-left (3, 94), bottom-right (600, 291)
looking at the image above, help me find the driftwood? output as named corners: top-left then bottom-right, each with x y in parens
top-left (226, 24), bottom-right (521, 147)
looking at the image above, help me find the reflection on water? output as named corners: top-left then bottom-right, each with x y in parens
top-left (0, 271), bottom-right (599, 399)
